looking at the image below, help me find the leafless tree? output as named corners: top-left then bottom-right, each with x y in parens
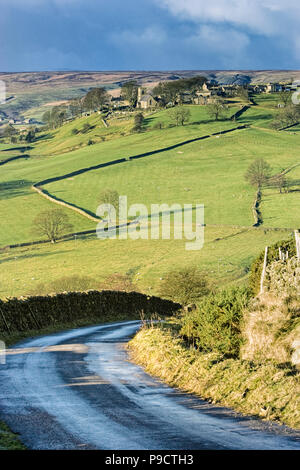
top-left (32, 209), bottom-right (73, 243)
top-left (207, 97), bottom-right (228, 121)
top-left (98, 189), bottom-right (120, 222)
top-left (169, 106), bottom-right (191, 126)
top-left (278, 91), bottom-right (292, 107)
top-left (244, 158), bottom-right (272, 189)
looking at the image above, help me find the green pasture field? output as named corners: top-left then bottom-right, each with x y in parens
top-left (46, 126), bottom-right (300, 228)
top-left (0, 105), bottom-right (240, 246)
top-left (28, 104), bottom-right (237, 156)
top-left (0, 225), bottom-right (291, 299)
top-left (0, 95), bottom-right (299, 298)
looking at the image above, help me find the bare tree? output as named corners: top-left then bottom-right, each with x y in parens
top-left (3, 124), bottom-right (17, 141)
top-left (278, 90), bottom-right (292, 107)
top-left (244, 158), bottom-right (272, 189)
top-left (98, 189), bottom-right (120, 222)
top-left (32, 209), bottom-right (73, 243)
top-left (42, 106), bottom-right (67, 129)
top-left (169, 106), bottom-right (191, 126)
top-left (274, 174), bottom-right (288, 193)
top-left (235, 86), bottom-right (249, 101)
top-left (132, 112), bottom-right (144, 132)
top-left (207, 97), bottom-right (228, 121)
top-left (271, 104), bottom-right (300, 129)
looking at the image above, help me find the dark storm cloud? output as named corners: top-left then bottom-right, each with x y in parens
top-left (0, 0), bottom-right (298, 71)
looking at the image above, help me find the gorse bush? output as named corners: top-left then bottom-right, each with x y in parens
top-left (158, 267), bottom-right (210, 305)
top-left (179, 287), bottom-right (252, 358)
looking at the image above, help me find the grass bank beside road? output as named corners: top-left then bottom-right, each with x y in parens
top-left (0, 421), bottom-right (25, 450)
top-left (129, 324), bottom-right (300, 430)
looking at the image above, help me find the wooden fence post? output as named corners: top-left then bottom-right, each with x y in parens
top-left (260, 246), bottom-right (268, 295)
top-left (295, 230), bottom-right (300, 260)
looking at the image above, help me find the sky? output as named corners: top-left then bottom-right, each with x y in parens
top-left (0, 0), bottom-right (299, 71)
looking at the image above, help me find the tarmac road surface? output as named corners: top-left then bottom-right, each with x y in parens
top-left (0, 320), bottom-right (299, 450)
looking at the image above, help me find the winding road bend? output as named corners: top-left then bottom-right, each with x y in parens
top-left (0, 321), bottom-right (299, 450)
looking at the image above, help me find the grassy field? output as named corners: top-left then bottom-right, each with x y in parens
top-left (1, 105), bottom-right (240, 246)
top-left (46, 126), bottom-right (300, 228)
top-left (0, 225), bottom-right (291, 298)
top-left (0, 95), bottom-right (299, 298)
top-left (27, 103), bottom-right (238, 156)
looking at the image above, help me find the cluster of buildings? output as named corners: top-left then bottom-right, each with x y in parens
top-left (135, 81), bottom-right (296, 110)
top-left (0, 115), bottom-right (37, 127)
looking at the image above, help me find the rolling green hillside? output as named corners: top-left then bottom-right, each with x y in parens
top-left (0, 96), bottom-right (299, 298)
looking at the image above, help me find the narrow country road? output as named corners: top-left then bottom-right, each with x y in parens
top-left (0, 321), bottom-right (299, 450)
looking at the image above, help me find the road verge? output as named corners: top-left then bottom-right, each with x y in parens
top-left (128, 324), bottom-right (300, 430)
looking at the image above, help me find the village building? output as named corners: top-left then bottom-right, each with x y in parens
top-left (202, 82), bottom-right (210, 92)
top-left (265, 83), bottom-right (282, 93)
top-left (176, 92), bottom-right (193, 105)
top-left (193, 94), bottom-right (209, 105)
top-left (136, 87), bottom-right (158, 109)
top-left (247, 83), bottom-right (284, 94)
top-left (249, 84), bottom-right (265, 93)
top-left (193, 91), bottom-right (213, 105)
top-left (192, 82), bottom-right (219, 105)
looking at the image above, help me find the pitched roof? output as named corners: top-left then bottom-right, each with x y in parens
top-left (140, 94), bottom-right (154, 102)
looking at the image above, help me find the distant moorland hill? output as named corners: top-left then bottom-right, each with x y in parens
top-left (1, 70), bottom-right (300, 120)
